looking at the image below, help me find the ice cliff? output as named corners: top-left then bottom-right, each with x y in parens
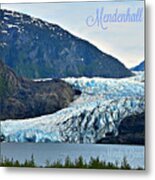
top-left (0, 72), bottom-right (145, 143)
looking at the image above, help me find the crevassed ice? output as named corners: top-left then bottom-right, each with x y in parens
top-left (0, 72), bottom-right (145, 143)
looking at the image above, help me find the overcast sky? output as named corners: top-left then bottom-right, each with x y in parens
top-left (1, 0), bottom-right (144, 68)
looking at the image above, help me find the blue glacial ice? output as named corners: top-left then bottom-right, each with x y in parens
top-left (0, 72), bottom-right (145, 143)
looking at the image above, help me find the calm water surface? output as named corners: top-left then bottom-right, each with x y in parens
top-left (1, 143), bottom-right (145, 168)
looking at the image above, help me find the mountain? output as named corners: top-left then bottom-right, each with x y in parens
top-left (0, 60), bottom-right (79, 120)
top-left (0, 9), bottom-right (133, 79)
top-left (97, 112), bottom-right (145, 145)
top-left (0, 59), bottom-right (20, 99)
top-left (131, 61), bottom-right (145, 71)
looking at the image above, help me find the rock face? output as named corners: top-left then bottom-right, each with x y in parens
top-left (0, 59), bottom-right (20, 99)
top-left (0, 9), bottom-right (133, 79)
top-left (97, 112), bottom-right (145, 145)
top-left (131, 61), bottom-right (145, 71)
top-left (0, 60), bottom-right (79, 120)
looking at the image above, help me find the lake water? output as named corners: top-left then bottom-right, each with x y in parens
top-left (0, 143), bottom-right (145, 168)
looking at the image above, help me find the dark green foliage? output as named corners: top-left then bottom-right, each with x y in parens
top-left (0, 155), bottom-right (143, 170)
top-left (120, 157), bottom-right (131, 170)
top-left (0, 155), bottom-right (36, 167)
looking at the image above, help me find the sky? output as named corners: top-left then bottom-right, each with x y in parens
top-left (1, 0), bottom-right (144, 68)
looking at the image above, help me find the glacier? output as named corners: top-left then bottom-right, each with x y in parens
top-left (0, 72), bottom-right (145, 143)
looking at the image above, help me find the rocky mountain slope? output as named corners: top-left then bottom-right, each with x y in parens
top-left (0, 9), bottom-right (133, 79)
top-left (131, 61), bottom-right (145, 71)
top-left (97, 112), bottom-right (145, 145)
top-left (0, 60), bottom-right (79, 120)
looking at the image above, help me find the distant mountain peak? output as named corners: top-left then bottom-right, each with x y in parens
top-left (0, 9), bottom-right (133, 79)
top-left (131, 61), bottom-right (145, 71)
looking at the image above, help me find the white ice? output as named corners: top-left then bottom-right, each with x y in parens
top-left (0, 72), bottom-right (145, 143)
